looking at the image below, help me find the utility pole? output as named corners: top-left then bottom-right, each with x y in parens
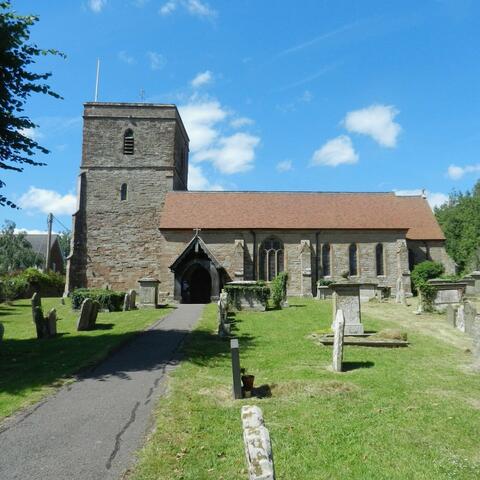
top-left (45, 213), bottom-right (53, 272)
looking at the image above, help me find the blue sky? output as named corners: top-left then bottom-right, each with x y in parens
top-left (3, 0), bottom-right (480, 233)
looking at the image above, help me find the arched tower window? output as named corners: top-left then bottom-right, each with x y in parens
top-left (349, 243), bottom-right (358, 276)
top-left (120, 183), bottom-right (127, 201)
top-left (376, 243), bottom-right (384, 276)
top-left (322, 243), bottom-right (331, 276)
top-left (259, 237), bottom-right (284, 281)
top-left (123, 129), bottom-right (134, 155)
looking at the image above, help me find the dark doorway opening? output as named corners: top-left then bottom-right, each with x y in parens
top-left (181, 264), bottom-right (212, 304)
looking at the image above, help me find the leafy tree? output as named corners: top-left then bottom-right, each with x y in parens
top-left (0, 220), bottom-right (42, 274)
top-left (0, 2), bottom-right (63, 208)
top-left (435, 180), bottom-right (480, 273)
top-left (58, 229), bottom-right (71, 259)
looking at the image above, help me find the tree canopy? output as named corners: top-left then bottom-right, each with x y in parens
top-left (0, 220), bottom-right (42, 274)
top-left (0, 1), bottom-right (63, 208)
top-left (435, 179), bottom-right (480, 273)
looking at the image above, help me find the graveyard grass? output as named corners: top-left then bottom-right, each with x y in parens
top-left (131, 298), bottom-right (480, 480)
top-left (0, 298), bottom-right (172, 420)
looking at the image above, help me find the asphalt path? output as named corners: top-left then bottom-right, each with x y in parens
top-left (0, 303), bottom-right (204, 480)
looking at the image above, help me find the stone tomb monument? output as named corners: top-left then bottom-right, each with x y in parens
top-left (138, 278), bottom-right (159, 308)
top-left (331, 283), bottom-right (364, 335)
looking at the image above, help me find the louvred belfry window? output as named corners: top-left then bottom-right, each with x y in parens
top-left (123, 129), bottom-right (134, 155)
top-left (259, 237), bottom-right (284, 281)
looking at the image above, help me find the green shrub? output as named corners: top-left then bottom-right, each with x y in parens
top-left (271, 272), bottom-right (288, 309)
top-left (317, 279), bottom-right (334, 287)
top-left (71, 288), bottom-right (125, 312)
top-left (411, 261), bottom-right (445, 293)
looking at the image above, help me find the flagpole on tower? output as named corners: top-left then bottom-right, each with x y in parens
top-left (94, 58), bottom-right (100, 102)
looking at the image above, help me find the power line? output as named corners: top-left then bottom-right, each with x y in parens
top-left (51, 214), bottom-right (70, 232)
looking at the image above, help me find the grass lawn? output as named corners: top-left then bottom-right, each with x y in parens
top-left (0, 297), bottom-right (172, 420)
top-left (131, 298), bottom-right (480, 480)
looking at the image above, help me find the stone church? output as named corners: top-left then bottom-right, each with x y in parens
top-left (66, 102), bottom-right (454, 303)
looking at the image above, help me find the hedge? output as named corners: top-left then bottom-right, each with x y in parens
top-left (71, 288), bottom-right (125, 312)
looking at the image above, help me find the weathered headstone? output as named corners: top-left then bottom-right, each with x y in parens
top-left (33, 306), bottom-right (46, 339)
top-left (31, 292), bottom-right (41, 323)
top-left (123, 293), bottom-right (131, 312)
top-left (446, 304), bottom-right (457, 327)
top-left (464, 301), bottom-right (477, 336)
top-left (218, 291), bottom-right (229, 337)
top-left (89, 301), bottom-right (100, 330)
top-left (456, 305), bottom-right (465, 333)
top-left (128, 289), bottom-right (137, 309)
top-left (395, 277), bottom-right (406, 305)
top-left (241, 405), bottom-right (275, 480)
top-left (472, 314), bottom-right (480, 363)
top-left (77, 298), bottom-right (93, 331)
top-left (330, 283), bottom-right (364, 335)
top-left (46, 308), bottom-right (57, 337)
top-left (231, 338), bottom-right (243, 399)
top-left (332, 309), bottom-right (346, 372)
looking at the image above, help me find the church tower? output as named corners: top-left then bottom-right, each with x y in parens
top-left (66, 102), bottom-right (189, 292)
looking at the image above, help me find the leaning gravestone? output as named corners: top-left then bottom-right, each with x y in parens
top-left (332, 309), bottom-right (346, 372)
top-left (89, 301), bottom-right (100, 330)
top-left (46, 308), bottom-right (57, 337)
top-left (128, 289), bottom-right (137, 309)
top-left (77, 298), bottom-right (93, 331)
top-left (464, 301), bottom-right (477, 336)
top-left (241, 405), bottom-right (275, 480)
top-left (123, 293), bottom-right (131, 312)
top-left (31, 292), bottom-right (41, 322)
top-left (33, 306), bottom-right (46, 339)
top-left (456, 305), bottom-right (465, 333)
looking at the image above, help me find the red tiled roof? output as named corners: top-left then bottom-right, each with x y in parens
top-left (159, 192), bottom-right (445, 240)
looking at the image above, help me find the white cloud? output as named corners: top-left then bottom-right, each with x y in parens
top-left (118, 51), bottom-right (135, 65)
top-left (88, 0), bottom-right (106, 13)
top-left (159, 1), bottom-right (176, 15)
top-left (195, 133), bottom-right (260, 174)
top-left (179, 100), bottom-right (228, 152)
top-left (395, 189), bottom-right (449, 209)
top-left (311, 135), bottom-right (358, 167)
top-left (159, 0), bottom-right (216, 18)
top-left (230, 117), bottom-right (254, 129)
top-left (188, 165), bottom-right (224, 191)
top-left (191, 70), bottom-right (213, 88)
top-left (18, 187), bottom-right (77, 216)
top-left (147, 51), bottom-right (166, 70)
top-left (276, 160), bottom-right (293, 172)
top-left (14, 228), bottom-right (59, 235)
top-left (20, 127), bottom-right (44, 141)
top-left (344, 104), bottom-right (401, 148)
top-left (447, 163), bottom-right (480, 180)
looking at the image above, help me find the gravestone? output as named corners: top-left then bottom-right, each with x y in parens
top-left (330, 283), bottom-right (364, 335)
top-left (472, 314), bottom-right (480, 363)
top-left (138, 278), bottom-right (159, 308)
top-left (123, 293), bottom-right (131, 312)
top-left (231, 338), bottom-right (242, 399)
top-left (31, 292), bottom-right (41, 323)
top-left (241, 405), bottom-right (275, 480)
top-left (218, 291), bottom-right (229, 337)
top-left (456, 305), bottom-right (465, 333)
top-left (77, 298), bottom-right (93, 331)
top-left (128, 289), bottom-right (137, 309)
top-left (464, 301), bottom-right (477, 336)
top-left (46, 308), bottom-right (57, 337)
top-left (33, 306), bottom-right (46, 339)
top-left (470, 271), bottom-right (480, 295)
top-left (395, 277), bottom-right (406, 305)
top-left (89, 301), bottom-right (100, 330)
top-left (446, 304), bottom-right (457, 327)
top-left (332, 309), bottom-right (346, 372)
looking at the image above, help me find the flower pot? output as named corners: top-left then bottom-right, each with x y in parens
top-left (241, 374), bottom-right (255, 391)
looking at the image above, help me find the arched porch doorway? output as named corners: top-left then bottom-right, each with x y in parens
top-left (170, 234), bottom-right (226, 304)
top-left (181, 263), bottom-right (212, 303)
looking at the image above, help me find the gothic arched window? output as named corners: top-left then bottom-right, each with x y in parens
top-left (123, 129), bottom-right (134, 155)
top-left (322, 243), bottom-right (331, 276)
top-left (259, 237), bottom-right (284, 281)
top-left (376, 243), bottom-right (384, 276)
top-left (349, 243), bottom-right (358, 276)
top-left (120, 183), bottom-right (127, 201)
